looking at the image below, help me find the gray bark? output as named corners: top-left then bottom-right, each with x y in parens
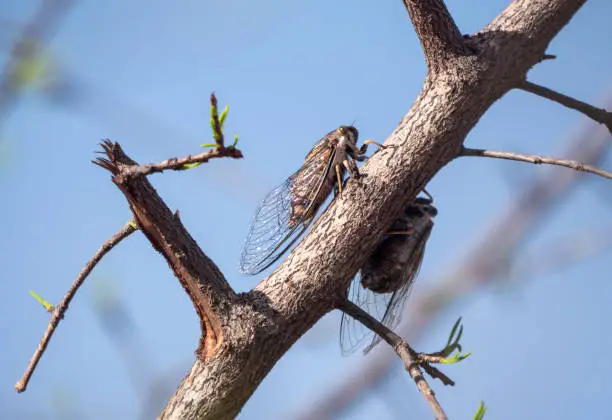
top-left (135, 0), bottom-right (586, 418)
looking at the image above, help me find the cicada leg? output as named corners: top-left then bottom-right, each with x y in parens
top-left (335, 163), bottom-right (344, 199)
top-left (357, 139), bottom-right (388, 159)
top-left (386, 228), bottom-right (416, 235)
top-left (360, 139), bottom-right (386, 153)
top-left (343, 158), bottom-right (361, 180)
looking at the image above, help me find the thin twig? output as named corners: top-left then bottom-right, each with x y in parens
top-left (15, 221), bottom-right (137, 393)
top-left (460, 147), bottom-right (612, 180)
top-left (302, 121), bottom-right (612, 420)
top-left (93, 144), bottom-right (243, 178)
top-left (519, 81), bottom-right (612, 133)
top-left (338, 299), bottom-right (449, 420)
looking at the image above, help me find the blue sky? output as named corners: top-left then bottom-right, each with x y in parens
top-left (2, 1), bottom-right (612, 419)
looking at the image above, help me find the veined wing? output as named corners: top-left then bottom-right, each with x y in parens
top-left (339, 271), bottom-right (394, 356)
top-left (362, 223), bottom-right (432, 354)
top-left (239, 139), bottom-right (338, 275)
top-left (339, 222), bottom-right (433, 355)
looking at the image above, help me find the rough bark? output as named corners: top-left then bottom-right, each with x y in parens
top-left (296, 107), bottom-right (612, 420)
top-left (151, 1), bottom-right (587, 418)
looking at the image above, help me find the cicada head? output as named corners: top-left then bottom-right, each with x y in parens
top-left (406, 197), bottom-right (438, 219)
top-left (336, 125), bottom-right (359, 151)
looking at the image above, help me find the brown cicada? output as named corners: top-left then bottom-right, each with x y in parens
top-left (339, 196), bottom-right (438, 355)
top-left (239, 126), bottom-right (381, 275)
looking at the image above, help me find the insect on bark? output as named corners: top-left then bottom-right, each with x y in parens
top-left (339, 196), bottom-right (438, 355)
top-left (239, 126), bottom-right (382, 275)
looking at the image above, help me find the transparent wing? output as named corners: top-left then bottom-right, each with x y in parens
top-left (339, 224), bottom-right (433, 356)
top-left (363, 225), bottom-right (432, 354)
top-left (339, 271), bottom-right (393, 356)
top-left (239, 145), bottom-right (337, 275)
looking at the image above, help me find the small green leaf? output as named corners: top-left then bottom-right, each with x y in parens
top-left (29, 290), bottom-right (53, 311)
top-left (219, 105), bottom-right (229, 129)
top-left (209, 101), bottom-right (218, 120)
top-left (128, 220), bottom-right (138, 230)
top-left (232, 133), bottom-right (239, 147)
top-left (183, 162), bottom-right (201, 169)
top-left (446, 317), bottom-right (463, 348)
top-left (441, 351), bottom-right (471, 364)
top-left (210, 117), bottom-right (220, 142)
top-left (473, 401), bottom-right (487, 420)
top-left (200, 143), bottom-right (220, 149)
top-left (209, 99), bottom-right (222, 143)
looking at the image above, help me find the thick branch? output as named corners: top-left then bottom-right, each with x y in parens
top-left (401, 0), bottom-right (468, 72)
top-left (157, 1), bottom-right (588, 418)
top-left (162, 1), bottom-right (587, 417)
top-left (519, 81), bottom-right (612, 133)
top-left (298, 119), bottom-right (611, 420)
top-left (339, 299), bottom-right (448, 420)
top-left (15, 221), bottom-right (136, 392)
top-left (94, 140), bottom-right (236, 359)
top-left (461, 147), bottom-right (612, 180)
top-left (486, 0), bottom-right (586, 47)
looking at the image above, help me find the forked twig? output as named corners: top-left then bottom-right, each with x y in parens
top-left (100, 146), bottom-right (243, 178)
top-left (461, 147), bottom-right (612, 180)
top-left (338, 299), bottom-right (451, 420)
top-left (15, 221), bottom-right (138, 392)
top-left (91, 92), bottom-right (242, 178)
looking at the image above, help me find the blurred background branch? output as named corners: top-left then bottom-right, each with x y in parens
top-left (4, 2), bottom-right (612, 419)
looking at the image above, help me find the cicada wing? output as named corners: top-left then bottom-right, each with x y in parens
top-left (339, 271), bottom-right (393, 356)
top-left (362, 224), bottom-right (433, 354)
top-left (239, 144), bottom-right (337, 275)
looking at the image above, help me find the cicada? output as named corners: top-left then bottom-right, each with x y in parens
top-left (339, 196), bottom-right (438, 355)
top-left (239, 126), bottom-right (381, 275)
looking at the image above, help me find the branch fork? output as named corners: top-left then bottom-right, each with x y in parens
top-left (16, 1), bottom-right (606, 419)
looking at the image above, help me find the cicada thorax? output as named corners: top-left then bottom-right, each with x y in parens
top-left (239, 125), bottom-right (360, 275)
top-left (360, 199), bottom-right (437, 293)
top-left (288, 139), bottom-right (344, 228)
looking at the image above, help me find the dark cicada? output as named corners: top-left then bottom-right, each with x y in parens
top-left (339, 196), bottom-right (437, 355)
top-left (240, 126), bottom-right (380, 275)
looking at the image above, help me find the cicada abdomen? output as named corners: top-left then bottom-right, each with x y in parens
top-left (240, 126), bottom-right (365, 275)
top-left (339, 197), bottom-right (437, 355)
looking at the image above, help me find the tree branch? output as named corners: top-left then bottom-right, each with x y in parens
top-left (297, 116), bottom-right (611, 419)
top-left (94, 140), bottom-right (237, 360)
top-left (111, 146), bottom-right (243, 178)
top-left (519, 80), bottom-right (612, 133)
top-left (401, 0), bottom-right (469, 72)
top-left (460, 146), bottom-right (612, 180)
top-left (15, 221), bottom-right (137, 392)
top-left (485, 0), bottom-right (586, 48)
top-left (159, 1), bottom-right (589, 418)
top-left (14, 0), bottom-right (588, 416)
top-left (339, 300), bottom-right (450, 419)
